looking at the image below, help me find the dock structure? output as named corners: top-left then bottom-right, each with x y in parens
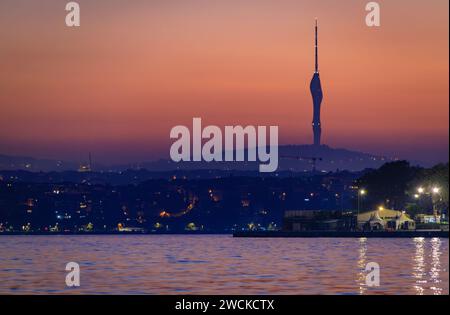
top-left (233, 230), bottom-right (449, 238)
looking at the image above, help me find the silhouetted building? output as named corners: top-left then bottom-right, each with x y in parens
top-left (310, 19), bottom-right (323, 146)
top-left (283, 210), bottom-right (355, 231)
top-left (78, 153), bottom-right (92, 173)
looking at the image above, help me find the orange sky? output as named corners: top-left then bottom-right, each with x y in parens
top-left (0, 0), bottom-right (448, 164)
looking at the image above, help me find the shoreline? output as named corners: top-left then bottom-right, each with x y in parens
top-left (0, 230), bottom-right (448, 238)
top-left (0, 231), bottom-right (226, 236)
top-left (233, 230), bottom-right (449, 238)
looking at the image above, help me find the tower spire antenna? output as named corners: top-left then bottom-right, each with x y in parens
top-left (315, 18), bottom-right (319, 73)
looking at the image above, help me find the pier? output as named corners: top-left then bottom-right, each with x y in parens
top-left (233, 230), bottom-right (449, 238)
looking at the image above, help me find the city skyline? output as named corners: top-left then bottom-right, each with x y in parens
top-left (0, 0), bottom-right (448, 165)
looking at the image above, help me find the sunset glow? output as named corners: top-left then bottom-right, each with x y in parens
top-left (0, 0), bottom-right (448, 164)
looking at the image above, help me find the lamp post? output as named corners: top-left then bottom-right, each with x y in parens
top-left (358, 189), bottom-right (366, 216)
top-left (416, 186), bottom-right (442, 222)
top-left (356, 189), bottom-right (366, 231)
top-left (432, 187), bottom-right (441, 220)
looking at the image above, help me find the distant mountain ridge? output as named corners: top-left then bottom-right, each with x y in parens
top-left (134, 145), bottom-right (397, 173)
top-left (0, 154), bottom-right (79, 172)
top-left (0, 145), bottom-right (405, 173)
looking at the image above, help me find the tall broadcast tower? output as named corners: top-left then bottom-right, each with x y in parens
top-left (310, 19), bottom-right (323, 146)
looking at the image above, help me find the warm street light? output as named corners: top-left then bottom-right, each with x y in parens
top-left (415, 186), bottom-right (442, 219)
top-left (432, 187), bottom-right (441, 194)
top-left (431, 187), bottom-right (442, 219)
top-left (357, 189), bottom-right (367, 216)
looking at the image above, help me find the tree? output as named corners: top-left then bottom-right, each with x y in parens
top-left (408, 163), bottom-right (449, 215)
top-left (357, 161), bottom-right (421, 210)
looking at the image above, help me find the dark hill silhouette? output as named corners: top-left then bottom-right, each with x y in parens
top-left (0, 145), bottom-right (406, 173)
top-left (136, 145), bottom-right (395, 173)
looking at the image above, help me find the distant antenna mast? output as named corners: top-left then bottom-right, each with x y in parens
top-left (315, 18), bottom-right (319, 73)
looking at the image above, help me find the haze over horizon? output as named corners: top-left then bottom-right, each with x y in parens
top-left (0, 0), bottom-right (448, 165)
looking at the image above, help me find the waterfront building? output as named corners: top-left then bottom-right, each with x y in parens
top-left (357, 208), bottom-right (415, 231)
top-left (415, 214), bottom-right (441, 224)
top-left (283, 210), bottom-right (354, 232)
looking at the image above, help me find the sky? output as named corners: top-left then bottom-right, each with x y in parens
top-left (0, 0), bottom-right (448, 165)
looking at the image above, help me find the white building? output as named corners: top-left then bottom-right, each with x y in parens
top-left (357, 209), bottom-right (415, 231)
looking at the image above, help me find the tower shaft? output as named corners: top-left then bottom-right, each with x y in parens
top-left (310, 19), bottom-right (323, 146)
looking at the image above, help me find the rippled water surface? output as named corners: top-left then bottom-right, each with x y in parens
top-left (0, 235), bottom-right (447, 294)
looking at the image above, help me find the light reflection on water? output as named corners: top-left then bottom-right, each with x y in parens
top-left (357, 237), bottom-right (367, 295)
top-left (413, 237), bottom-right (426, 295)
top-left (0, 235), bottom-right (447, 295)
top-left (430, 238), bottom-right (443, 295)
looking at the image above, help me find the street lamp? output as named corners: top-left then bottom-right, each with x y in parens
top-left (357, 189), bottom-right (366, 216)
top-left (415, 185), bottom-right (442, 220)
top-left (432, 187), bottom-right (442, 219)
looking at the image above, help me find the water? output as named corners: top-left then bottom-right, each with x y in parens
top-left (0, 235), bottom-right (447, 295)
